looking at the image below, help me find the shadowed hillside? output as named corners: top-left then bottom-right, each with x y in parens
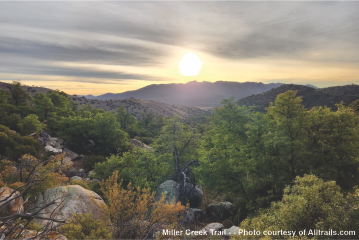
top-left (237, 84), bottom-right (359, 112)
top-left (0, 81), bottom-right (210, 119)
top-left (88, 81), bottom-right (283, 107)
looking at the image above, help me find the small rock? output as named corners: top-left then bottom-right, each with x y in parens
top-left (225, 226), bottom-right (241, 236)
top-left (79, 169), bottom-right (85, 173)
top-left (70, 176), bottom-right (82, 181)
top-left (57, 157), bottom-right (73, 167)
top-left (88, 171), bottom-right (94, 176)
top-left (131, 139), bottom-right (143, 147)
top-left (85, 178), bottom-right (90, 181)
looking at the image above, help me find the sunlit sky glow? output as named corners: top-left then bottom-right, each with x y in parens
top-left (1, 2), bottom-right (359, 95)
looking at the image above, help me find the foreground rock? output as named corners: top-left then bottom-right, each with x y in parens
top-left (0, 187), bottom-right (24, 217)
top-left (206, 202), bottom-right (236, 222)
top-left (200, 223), bottom-right (224, 235)
top-left (183, 208), bottom-right (205, 225)
top-left (31, 185), bottom-right (107, 227)
top-left (154, 180), bottom-right (203, 208)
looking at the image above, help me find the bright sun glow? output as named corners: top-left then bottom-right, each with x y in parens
top-left (178, 53), bottom-right (203, 76)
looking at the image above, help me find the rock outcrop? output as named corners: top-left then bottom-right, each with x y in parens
top-left (206, 202), bottom-right (236, 222)
top-left (31, 185), bottom-right (107, 227)
top-left (0, 187), bottom-right (24, 217)
top-left (154, 180), bottom-right (203, 208)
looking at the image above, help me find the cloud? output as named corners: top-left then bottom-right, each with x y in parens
top-left (0, 1), bottom-right (359, 91)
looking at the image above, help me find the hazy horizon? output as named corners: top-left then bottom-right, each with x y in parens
top-left (1, 2), bottom-right (359, 95)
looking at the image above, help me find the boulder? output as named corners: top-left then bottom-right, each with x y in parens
top-left (57, 157), bottom-right (73, 167)
top-left (206, 202), bottom-right (236, 222)
top-left (183, 208), bottom-right (205, 224)
top-left (79, 169), bottom-right (85, 173)
top-left (184, 184), bottom-right (203, 208)
top-left (31, 185), bottom-right (107, 227)
top-left (154, 180), bottom-right (203, 208)
top-left (0, 187), bottom-right (24, 217)
top-left (45, 146), bottom-right (62, 154)
top-left (88, 171), bottom-right (94, 176)
top-left (154, 180), bottom-right (179, 204)
top-left (63, 148), bottom-right (79, 161)
top-left (131, 139), bottom-right (142, 147)
top-left (200, 223), bottom-right (224, 235)
top-left (70, 176), bottom-right (82, 181)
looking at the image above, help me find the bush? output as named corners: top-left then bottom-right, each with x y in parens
top-left (59, 213), bottom-right (112, 240)
top-left (232, 175), bottom-right (359, 239)
top-left (83, 155), bottom-right (106, 172)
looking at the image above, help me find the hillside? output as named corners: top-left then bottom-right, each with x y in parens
top-left (0, 81), bottom-right (210, 119)
top-left (88, 81), bottom-right (283, 107)
top-left (237, 84), bottom-right (359, 112)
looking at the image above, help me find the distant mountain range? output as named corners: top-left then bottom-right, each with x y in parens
top-left (85, 81), bottom-right (284, 107)
top-left (237, 84), bottom-right (359, 112)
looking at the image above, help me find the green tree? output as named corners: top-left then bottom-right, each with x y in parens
top-left (19, 114), bottom-right (43, 135)
top-left (116, 106), bottom-right (137, 132)
top-left (33, 93), bottom-right (54, 122)
top-left (94, 148), bottom-right (167, 190)
top-left (234, 175), bottom-right (359, 239)
top-left (154, 117), bottom-right (201, 180)
top-left (58, 112), bottom-right (129, 155)
top-left (0, 125), bottom-right (44, 162)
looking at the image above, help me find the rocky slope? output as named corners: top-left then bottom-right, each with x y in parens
top-left (237, 84), bottom-right (359, 112)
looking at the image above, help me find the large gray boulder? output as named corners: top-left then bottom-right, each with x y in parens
top-left (31, 185), bottom-right (107, 227)
top-left (154, 180), bottom-right (203, 208)
top-left (154, 180), bottom-right (179, 204)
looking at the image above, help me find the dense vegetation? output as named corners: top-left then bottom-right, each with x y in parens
top-left (1, 81), bottom-right (359, 239)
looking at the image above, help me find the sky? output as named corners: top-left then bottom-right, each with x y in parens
top-left (1, 1), bottom-right (359, 95)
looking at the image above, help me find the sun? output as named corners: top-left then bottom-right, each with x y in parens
top-left (178, 53), bottom-right (203, 76)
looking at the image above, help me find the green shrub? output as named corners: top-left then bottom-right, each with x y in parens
top-left (59, 213), bottom-right (112, 240)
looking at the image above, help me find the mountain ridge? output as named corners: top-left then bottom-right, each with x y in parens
top-left (87, 81), bottom-right (284, 107)
top-left (237, 84), bottom-right (359, 112)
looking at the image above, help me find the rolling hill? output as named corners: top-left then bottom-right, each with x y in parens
top-left (237, 84), bottom-right (359, 112)
top-left (87, 81), bottom-right (283, 107)
top-left (0, 81), bottom-right (210, 119)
